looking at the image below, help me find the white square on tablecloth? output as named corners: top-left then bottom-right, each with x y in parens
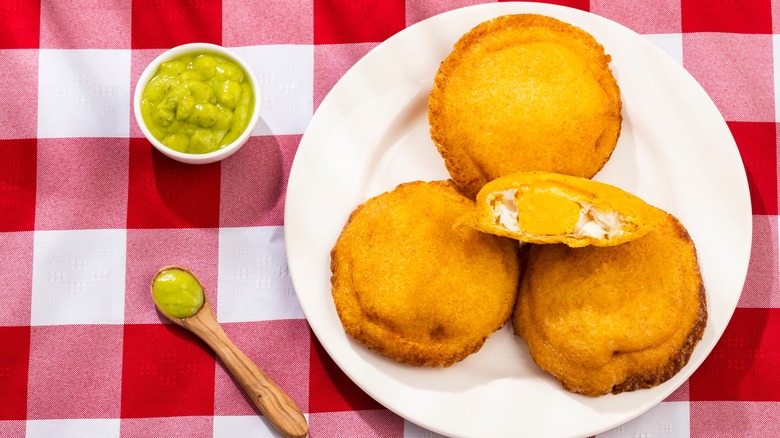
top-left (31, 229), bottom-right (127, 325)
top-left (26, 419), bottom-right (120, 438)
top-left (217, 226), bottom-right (304, 322)
top-left (643, 33), bottom-right (683, 65)
top-left (231, 45), bottom-right (314, 136)
top-left (37, 49), bottom-right (131, 138)
top-left (213, 414), bottom-right (309, 437)
top-left (595, 401), bottom-right (690, 437)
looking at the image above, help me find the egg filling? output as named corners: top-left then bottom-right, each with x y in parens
top-left (489, 188), bottom-right (626, 240)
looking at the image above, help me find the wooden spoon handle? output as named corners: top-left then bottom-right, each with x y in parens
top-left (186, 315), bottom-right (308, 438)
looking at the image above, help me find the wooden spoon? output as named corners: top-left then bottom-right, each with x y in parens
top-left (151, 266), bottom-right (308, 438)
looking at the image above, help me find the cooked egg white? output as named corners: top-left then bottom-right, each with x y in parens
top-left (489, 188), bottom-right (626, 240)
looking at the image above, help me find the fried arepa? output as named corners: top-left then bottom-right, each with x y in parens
top-left (460, 172), bottom-right (666, 247)
top-left (331, 180), bottom-right (520, 367)
top-left (429, 14), bottom-right (622, 198)
top-left (514, 213), bottom-right (707, 396)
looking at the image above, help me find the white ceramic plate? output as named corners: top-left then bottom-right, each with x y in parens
top-left (284, 3), bottom-right (752, 437)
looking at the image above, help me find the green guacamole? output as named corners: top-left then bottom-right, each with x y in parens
top-left (152, 268), bottom-right (204, 319)
top-left (141, 51), bottom-right (254, 154)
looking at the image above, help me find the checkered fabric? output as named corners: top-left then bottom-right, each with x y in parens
top-left (0, 0), bottom-right (776, 437)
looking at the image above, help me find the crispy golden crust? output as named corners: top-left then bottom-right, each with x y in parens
top-left (429, 14), bottom-right (622, 198)
top-left (461, 171), bottom-right (666, 247)
top-left (514, 213), bottom-right (707, 396)
top-left (331, 180), bottom-right (521, 367)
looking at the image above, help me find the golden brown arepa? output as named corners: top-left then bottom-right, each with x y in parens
top-left (514, 213), bottom-right (707, 396)
top-left (331, 180), bottom-right (520, 367)
top-left (429, 14), bottom-right (622, 198)
top-left (460, 171), bottom-right (666, 247)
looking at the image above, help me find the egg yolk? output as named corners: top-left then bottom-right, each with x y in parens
top-left (515, 190), bottom-right (582, 235)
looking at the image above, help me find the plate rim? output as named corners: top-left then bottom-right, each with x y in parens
top-left (284, 3), bottom-right (753, 437)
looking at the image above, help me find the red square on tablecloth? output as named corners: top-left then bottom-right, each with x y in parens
top-left (591, 0), bottom-right (681, 34)
top-left (40, 0), bottom-right (131, 49)
top-left (681, 0), bottom-right (772, 34)
top-left (121, 324), bottom-right (216, 418)
top-left (0, 139), bottom-right (36, 232)
top-left (314, 0), bottom-right (405, 44)
top-left (214, 320), bottom-right (310, 415)
top-left (0, 1), bottom-right (40, 49)
top-left (124, 228), bottom-right (219, 324)
top-left (308, 410), bottom-right (403, 437)
top-left (120, 416), bottom-right (213, 437)
top-left (0, 49), bottom-right (38, 140)
top-left (35, 138), bottom-right (129, 230)
top-left (0, 232), bottom-right (33, 326)
top-left (690, 400), bottom-right (780, 437)
top-left (683, 33), bottom-right (774, 123)
top-left (727, 122), bottom-right (777, 215)
top-left (498, 0), bottom-right (589, 11)
top-left (131, 0), bottom-right (221, 49)
top-left (313, 43), bottom-right (376, 110)
top-left (127, 138), bottom-right (221, 229)
top-left (308, 333), bottom-right (382, 413)
top-left (130, 49), bottom-right (165, 139)
top-left (27, 325), bottom-right (122, 419)
top-left (222, 0), bottom-right (313, 45)
top-left (219, 135), bottom-right (300, 227)
top-left (738, 215), bottom-right (779, 308)
top-left (774, 2), bottom-right (780, 33)
top-left (406, 0), bottom-right (488, 27)
top-left (690, 308), bottom-right (780, 401)
top-left (0, 326), bottom-right (30, 420)
top-left (664, 381), bottom-right (689, 402)
top-left (0, 422), bottom-right (25, 437)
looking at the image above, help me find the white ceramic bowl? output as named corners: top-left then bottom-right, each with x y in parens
top-left (134, 43), bottom-right (260, 164)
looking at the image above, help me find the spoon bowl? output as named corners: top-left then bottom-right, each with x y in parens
top-left (151, 266), bottom-right (308, 438)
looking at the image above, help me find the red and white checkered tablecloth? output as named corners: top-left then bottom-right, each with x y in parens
top-left (0, 0), bottom-right (776, 437)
